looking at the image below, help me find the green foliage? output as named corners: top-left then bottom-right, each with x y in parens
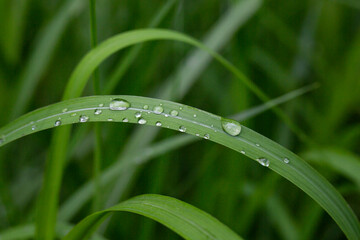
top-left (0, 0), bottom-right (359, 240)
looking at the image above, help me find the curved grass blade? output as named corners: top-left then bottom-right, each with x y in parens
top-left (41, 26), bottom-right (303, 240)
top-left (63, 194), bottom-right (243, 240)
top-left (0, 95), bottom-right (359, 239)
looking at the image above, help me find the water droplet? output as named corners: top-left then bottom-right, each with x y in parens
top-left (164, 114), bottom-right (169, 118)
top-left (143, 105), bottom-right (149, 110)
top-left (79, 115), bottom-right (89, 123)
top-left (31, 126), bottom-right (36, 131)
top-left (62, 108), bottom-right (68, 113)
top-left (257, 158), bottom-right (269, 167)
top-left (99, 103), bottom-right (104, 107)
top-left (109, 98), bottom-right (130, 110)
top-left (54, 120), bottom-right (61, 127)
top-left (255, 143), bottom-right (260, 147)
top-left (193, 114), bottom-right (197, 118)
top-left (221, 118), bottom-right (242, 136)
top-left (94, 109), bottom-right (102, 115)
top-left (153, 106), bottom-right (164, 114)
top-left (107, 118), bottom-right (113, 121)
top-left (179, 107), bottom-right (183, 110)
top-left (135, 112), bottom-right (142, 118)
top-left (122, 118), bottom-right (129, 122)
top-left (240, 150), bottom-right (246, 154)
top-left (179, 126), bottom-right (186, 132)
top-left (155, 121), bottom-right (162, 127)
top-left (170, 110), bottom-right (179, 116)
top-left (138, 118), bottom-right (147, 124)
top-left (71, 113), bottom-right (77, 117)
top-left (195, 133), bottom-right (200, 137)
top-left (204, 134), bottom-right (210, 140)
top-left (283, 158), bottom-right (290, 164)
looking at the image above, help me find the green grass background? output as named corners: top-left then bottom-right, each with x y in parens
top-left (0, 0), bottom-right (359, 239)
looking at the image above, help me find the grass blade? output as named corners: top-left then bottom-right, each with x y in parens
top-left (63, 194), bottom-right (243, 240)
top-left (0, 95), bottom-right (359, 239)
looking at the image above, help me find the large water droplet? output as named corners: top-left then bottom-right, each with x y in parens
top-left (179, 126), bottom-right (186, 132)
top-left (155, 121), bottom-right (162, 127)
top-left (109, 99), bottom-right (130, 110)
top-left (138, 118), bottom-right (147, 124)
top-left (283, 158), bottom-right (290, 164)
top-left (135, 112), bottom-right (142, 118)
top-left (94, 109), bottom-right (102, 115)
top-left (204, 134), bottom-right (210, 140)
top-left (221, 118), bottom-right (242, 136)
top-left (79, 115), bottom-right (89, 123)
top-left (153, 106), bottom-right (164, 114)
top-left (170, 110), bottom-right (178, 116)
top-left (54, 120), bottom-right (61, 126)
top-left (257, 158), bottom-right (269, 167)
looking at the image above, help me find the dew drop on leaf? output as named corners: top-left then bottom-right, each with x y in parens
top-left (79, 115), bottom-right (89, 123)
top-left (122, 118), bottom-right (129, 122)
top-left (94, 109), bottom-right (102, 115)
top-left (221, 118), bottom-right (242, 136)
top-left (179, 126), bottom-right (186, 132)
top-left (153, 105), bottom-right (164, 114)
top-left (257, 158), bottom-right (269, 167)
top-left (109, 98), bottom-right (130, 110)
top-left (156, 121), bottom-right (162, 127)
top-left (204, 134), bottom-right (210, 140)
top-left (54, 120), bottom-right (61, 127)
top-left (170, 110), bottom-right (178, 116)
top-left (283, 158), bottom-right (290, 164)
top-left (135, 112), bottom-right (142, 118)
top-left (138, 118), bottom-right (147, 125)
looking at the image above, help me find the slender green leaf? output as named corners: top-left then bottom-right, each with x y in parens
top-left (63, 194), bottom-right (242, 240)
top-left (0, 95), bottom-right (359, 239)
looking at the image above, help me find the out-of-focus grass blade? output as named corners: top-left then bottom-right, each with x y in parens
top-left (303, 147), bottom-right (360, 188)
top-left (57, 83), bottom-right (316, 221)
top-left (63, 194), bottom-right (243, 240)
top-left (0, 222), bottom-right (106, 240)
top-left (104, 0), bottom-right (178, 94)
top-left (0, 95), bottom-right (359, 239)
top-left (0, 0), bottom-right (29, 65)
top-left (10, 0), bottom-right (86, 119)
